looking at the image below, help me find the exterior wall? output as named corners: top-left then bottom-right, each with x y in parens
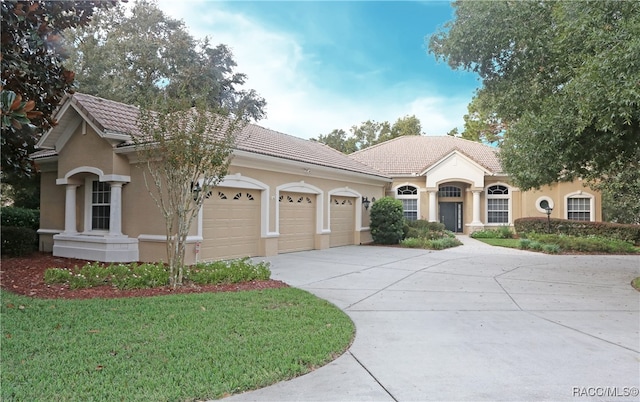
top-left (38, 169), bottom-right (65, 251)
top-left (57, 124), bottom-right (130, 180)
top-left (520, 181), bottom-right (602, 222)
top-left (122, 157), bottom-right (388, 262)
top-left (389, 174), bottom-right (603, 234)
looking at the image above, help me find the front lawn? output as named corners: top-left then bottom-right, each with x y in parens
top-left (474, 238), bottom-right (521, 249)
top-left (1, 288), bottom-right (355, 401)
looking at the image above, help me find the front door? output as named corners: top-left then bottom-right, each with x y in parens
top-left (440, 202), bottom-right (463, 232)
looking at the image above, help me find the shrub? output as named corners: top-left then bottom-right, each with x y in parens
top-left (400, 237), bottom-right (425, 248)
top-left (186, 258), bottom-right (271, 284)
top-left (112, 263), bottom-right (170, 289)
top-left (424, 237), bottom-right (462, 250)
top-left (470, 227), bottom-right (513, 239)
top-left (514, 217), bottom-right (640, 245)
top-left (44, 258), bottom-right (271, 289)
top-left (519, 239), bottom-right (531, 250)
top-left (529, 234), bottom-right (638, 254)
top-left (370, 197), bottom-right (405, 245)
top-left (1, 226), bottom-right (37, 256)
top-left (542, 244), bottom-right (560, 254)
top-left (1, 207), bottom-right (39, 231)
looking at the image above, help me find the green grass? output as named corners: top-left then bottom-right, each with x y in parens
top-left (475, 238), bottom-right (521, 248)
top-left (1, 288), bottom-right (355, 401)
top-left (632, 277), bottom-right (640, 291)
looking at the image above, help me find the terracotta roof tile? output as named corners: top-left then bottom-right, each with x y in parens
top-left (33, 93), bottom-right (388, 179)
top-left (70, 93), bottom-right (140, 135)
top-left (349, 135), bottom-right (503, 175)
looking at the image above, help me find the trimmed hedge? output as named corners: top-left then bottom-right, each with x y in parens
top-left (1, 207), bottom-right (39, 231)
top-left (514, 217), bottom-right (640, 245)
top-left (1, 226), bottom-right (37, 256)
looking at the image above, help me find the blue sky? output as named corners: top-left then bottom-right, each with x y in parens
top-left (156, 0), bottom-right (480, 139)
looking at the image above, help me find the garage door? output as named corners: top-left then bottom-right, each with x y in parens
top-left (200, 188), bottom-right (261, 260)
top-left (278, 192), bottom-right (316, 253)
top-left (330, 196), bottom-right (355, 247)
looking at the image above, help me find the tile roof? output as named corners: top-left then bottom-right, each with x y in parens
top-left (32, 93), bottom-right (388, 179)
top-left (349, 135), bottom-right (503, 176)
top-left (70, 92), bottom-right (140, 135)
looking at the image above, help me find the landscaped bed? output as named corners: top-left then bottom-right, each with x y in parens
top-left (0, 254), bottom-right (355, 401)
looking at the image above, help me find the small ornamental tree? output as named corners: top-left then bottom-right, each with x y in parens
top-left (369, 197), bottom-right (405, 245)
top-left (135, 98), bottom-right (248, 288)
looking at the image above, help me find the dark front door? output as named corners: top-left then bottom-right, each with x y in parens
top-left (440, 202), bottom-right (463, 232)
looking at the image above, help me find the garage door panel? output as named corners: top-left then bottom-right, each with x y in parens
top-left (278, 192), bottom-right (315, 253)
top-left (201, 188), bottom-right (261, 260)
top-left (330, 196), bottom-right (355, 247)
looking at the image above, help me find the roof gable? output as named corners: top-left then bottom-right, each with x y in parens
top-left (349, 135), bottom-right (503, 176)
top-left (32, 93), bottom-right (388, 179)
top-left (424, 150), bottom-right (492, 188)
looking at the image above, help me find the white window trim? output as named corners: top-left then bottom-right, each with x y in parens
top-left (394, 184), bottom-right (420, 221)
top-left (564, 191), bottom-right (595, 222)
top-left (535, 196), bottom-right (555, 214)
top-left (83, 177), bottom-right (110, 235)
top-left (485, 183), bottom-right (512, 226)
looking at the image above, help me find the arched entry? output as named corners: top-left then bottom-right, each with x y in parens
top-left (438, 184), bottom-right (464, 232)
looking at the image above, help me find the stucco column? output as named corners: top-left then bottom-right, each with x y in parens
top-left (108, 182), bottom-right (124, 236)
top-left (428, 190), bottom-right (438, 222)
top-left (64, 184), bottom-right (79, 234)
top-left (471, 190), bottom-right (483, 225)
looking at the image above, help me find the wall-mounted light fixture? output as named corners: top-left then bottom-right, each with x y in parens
top-left (362, 196), bottom-right (371, 210)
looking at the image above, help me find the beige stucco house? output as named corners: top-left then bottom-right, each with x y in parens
top-left (33, 93), bottom-right (390, 263)
top-left (349, 136), bottom-right (602, 233)
top-left (33, 93), bottom-right (601, 263)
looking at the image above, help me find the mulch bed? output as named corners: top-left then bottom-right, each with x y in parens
top-left (0, 252), bottom-right (288, 300)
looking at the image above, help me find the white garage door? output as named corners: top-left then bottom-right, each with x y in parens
top-left (201, 188), bottom-right (261, 261)
top-left (330, 196), bottom-right (356, 247)
top-left (278, 192), bottom-right (316, 253)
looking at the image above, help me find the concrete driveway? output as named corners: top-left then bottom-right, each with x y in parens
top-left (223, 236), bottom-right (640, 401)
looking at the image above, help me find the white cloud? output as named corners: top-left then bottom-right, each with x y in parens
top-left (156, 0), bottom-right (470, 139)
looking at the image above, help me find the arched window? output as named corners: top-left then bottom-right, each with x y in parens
top-left (396, 185), bottom-right (418, 221)
top-left (438, 185), bottom-right (461, 198)
top-left (486, 184), bottom-right (510, 224)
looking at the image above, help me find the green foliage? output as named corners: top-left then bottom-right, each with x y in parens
top-left (369, 197), bottom-right (405, 245)
top-left (542, 244), bottom-right (560, 254)
top-left (186, 258), bottom-right (271, 284)
top-left (514, 217), bottom-right (640, 245)
top-left (449, 93), bottom-right (505, 145)
top-left (399, 219), bottom-right (461, 250)
top-left (1, 1), bottom-right (116, 176)
top-left (44, 259), bottom-right (271, 290)
top-left (429, 1), bottom-right (640, 191)
top-left (403, 220), bottom-right (448, 240)
top-left (529, 234), bottom-right (638, 254)
top-left (65, 0), bottom-right (265, 120)
top-left (425, 237), bottom-right (462, 250)
top-left (0, 226), bottom-right (37, 256)
top-left (1, 206), bottom-right (39, 230)
top-left (135, 97), bottom-right (248, 287)
top-left (519, 239), bottom-right (531, 250)
top-left (312, 115), bottom-right (422, 153)
top-left (1, 171), bottom-right (40, 209)
top-left (632, 277), bottom-right (640, 291)
top-left (470, 226), bottom-right (514, 239)
top-left (1, 288), bottom-right (354, 401)
top-left (597, 155), bottom-right (640, 224)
